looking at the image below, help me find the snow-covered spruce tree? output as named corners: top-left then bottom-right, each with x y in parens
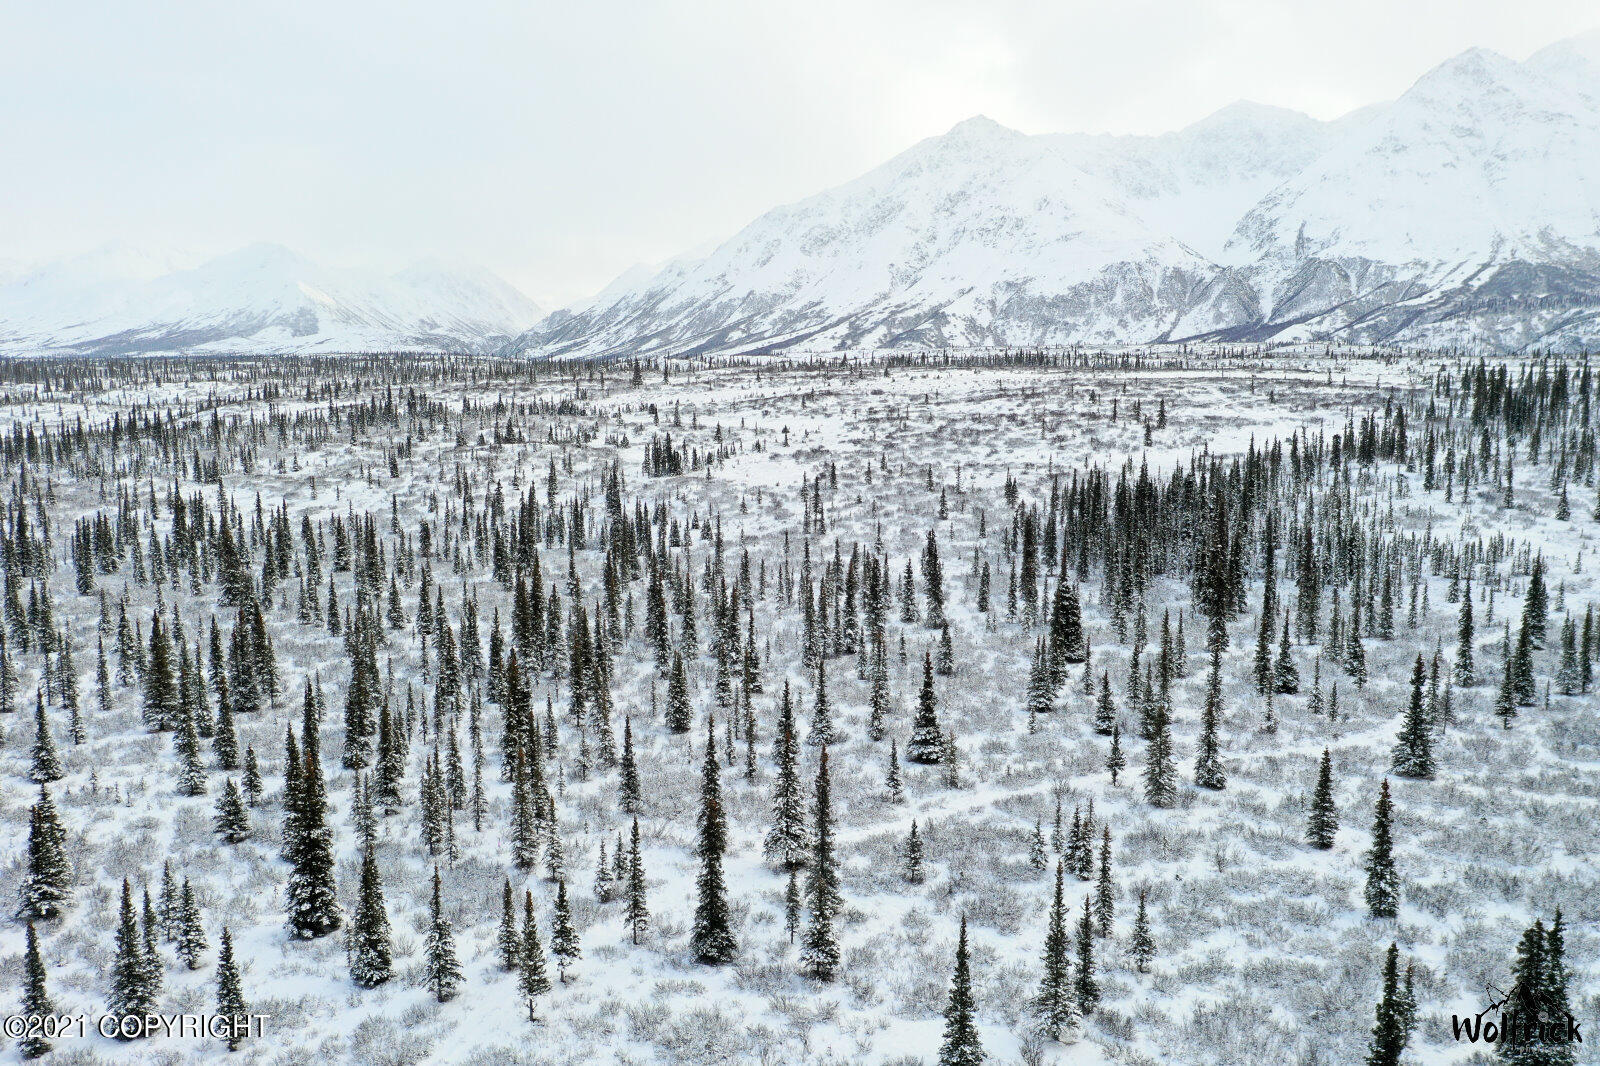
top-left (1455, 577), bottom-right (1476, 687)
top-left (1107, 725), bottom-right (1125, 785)
top-left (1074, 894), bottom-right (1098, 1015)
top-left (691, 713), bottom-right (736, 964)
top-left (1033, 861), bottom-right (1078, 1041)
top-left (550, 879), bottom-right (580, 983)
top-left (1193, 649), bottom-right (1226, 790)
top-left (938, 917), bottom-right (983, 1066)
top-left (665, 650), bottom-right (692, 733)
top-left (800, 744), bottom-right (841, 981)
top-left (18, 784), bottom-right (70, 920)
top-left (216, 928), bottom-right (246, 1049)
top-left (425, 867), bottom-right (463, 1002)
top-left (285, 703), bottom-right (341, 939)
top-left (29, 691), bottom-right (63, 783)
top-left (349, 844), bottom-right (392, 987)
top-left (1391, 654), bottom-right (1434, 779)
top-left (1130, 890), bottom-right (1155, 974)
top-left (519, 890), bottom-right (550, 1015)
top-left (497, 878), bottom-right (520, 971)
top-left (109, 878), bottom-right (157, 1039)
top-left (1142, 699), bottom-right (1176, 807)
top-left (1094, 827), bottom-right (1114, 937)
top-left (764, 681), bottom-right (809, 869)
top-left (175, 879), bottom-right (207, 969)
top-left (922, 530), bottom-right (947, 629)
top-left (18, 922), bottom-right (52, 1059)
top-left (1364, 779), bottom-right (1400, 919)
top-left (626, 816), bottom-right (649, 945)
top-left (214, 777), bottom-right (251, 842)
top-left (908, 652), bottom-right (943, 764)
top-left (1365, 943), bottom-right (1408, 1066)
top-left (1307, 749), bottom-right (1338, 849)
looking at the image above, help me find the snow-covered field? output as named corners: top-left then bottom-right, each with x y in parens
top-left (0, 350), bottom-right (1593, 1065)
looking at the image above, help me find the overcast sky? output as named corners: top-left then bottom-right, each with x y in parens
top-left (2, 1), bottom-right (1595, 309)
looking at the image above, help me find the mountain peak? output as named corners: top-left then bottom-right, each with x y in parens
top-left (941, 114), bottom-right (1024, 142)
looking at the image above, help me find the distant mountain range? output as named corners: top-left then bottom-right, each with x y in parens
top-left (512, 30), bottom-right (1600, 357)
top-left (8, 31), bottom-right (1600, 358)
top-left (0, 243), bottom-right (542, 355)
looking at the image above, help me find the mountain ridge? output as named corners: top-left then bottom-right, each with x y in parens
top-left (511, 31), bottom-right (1600, 357)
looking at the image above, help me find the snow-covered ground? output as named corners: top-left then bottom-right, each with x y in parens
top-left (0, 349), bottom-right (1593, 1065)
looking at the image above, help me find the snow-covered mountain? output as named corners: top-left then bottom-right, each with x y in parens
top-left (0, 244), bottom-right (543, 355)
top-left (514, 30), bottom-right (1600, 358)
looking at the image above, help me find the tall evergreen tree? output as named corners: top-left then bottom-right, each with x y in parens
top-left (908, 652), bottom-right (944, 764)
top-left (1033, 861), bottom-right (1078, 1040)
top-left (1391, 655), bottom-right (1434, 779)
top-left (938, 917), bottom-right (984, 1066)
top-left (1194, 649), bottom-right (1226, 789)
top-left (1364, 779), bottom-right (1400, 919)
top-left (1366, 943), bottom-right (1409, 1066)
top-left (800, 745), bottom-right (841, 981)
top-left (17, 785), bottom-right (70, 920)
top-left (1130, 890), bottom-right (1155, 974)
top-left (764, 681), bottom-right (809, 869)
top-left (349, 844), bottom-right (392, 987)
top-left (1306, 749), bottom-right (1338, 849)
top-left (17, 922), bottom-right (52, 1059)
top-left (109, 878), bottom-right (157, 1038)
top-left (691, 714), bottom-right (737, 964)
top-left (626, 816), bottom-right (649, 945)
top-left (424, 867), bottom-right (463, 1002)
top-left (550, 880), bottom-right (580, 983)
top-left (215, 927), bottom-right (247, 1052)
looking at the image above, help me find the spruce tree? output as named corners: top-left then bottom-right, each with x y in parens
top-left (1364, 779), bottom-right (1399, 919)
top-left (518, 890), bottom-right (550, 1014)
top-left (1130, 890), bottom-right (1155, 974)
top-left (626, 816), bottom-right (649, 945)
top-left (1456, 578), bottom-right (1476, 687)
top-left (424, 867), bottom-right (463, 1002)
top-left (17, 785), bottom-right (70, 920)
top-left (1306, 749), bottom-right (1338, 849)
top-left (1391, 654), bottom-right (1434, 779)
top-left (18, 922), bottom-right (52, 1059)
top-left (109, 878), bottom-right (157, 1038)
top-left (497, 878), bottom-right (520, 971)
top-left (764, 681), bottom-right (809, 869)
top-left (286, 710), bottom-right (341, 938)
top-left (1143, 699), bottom-right (1176, 807)
top-left (908, 652), bottom-right (944, 764)
top-left (349, 844), bottom-right (392, 987)
top-left (175, 879), bottom-right (207, 969)
top-left (691, 713), bottom-right (737, 963)
top-left (800, 745), bottom-right (841, 981)
top-left (665, 651), bottom-right (692, 733)
top-left (550, 879), bottom-right (580, 983)
top-left (1093, 827), bottom-right (1114, 937)
top-left (1074, 895), bottom-right (1098, 1015)
top-left (29, 692), bottom-right (63, 783)
top-left (214, 778), bottom-right (251, 842)
top-left (1107, 725), bottom-right (1125, 785)
top-left (1194, 649), bottom-right (1226, 789)
top-left (215, 927), bottom-right (247, 1052)
top-left (1366, 943), bottom-right (1408, 1066)
top-left (938, 917), bottom-right (984, 1066)
top-left (903, 819), bottom-right (925, 883)
top-left (1033, 861), bottom-right (1078, 1040)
